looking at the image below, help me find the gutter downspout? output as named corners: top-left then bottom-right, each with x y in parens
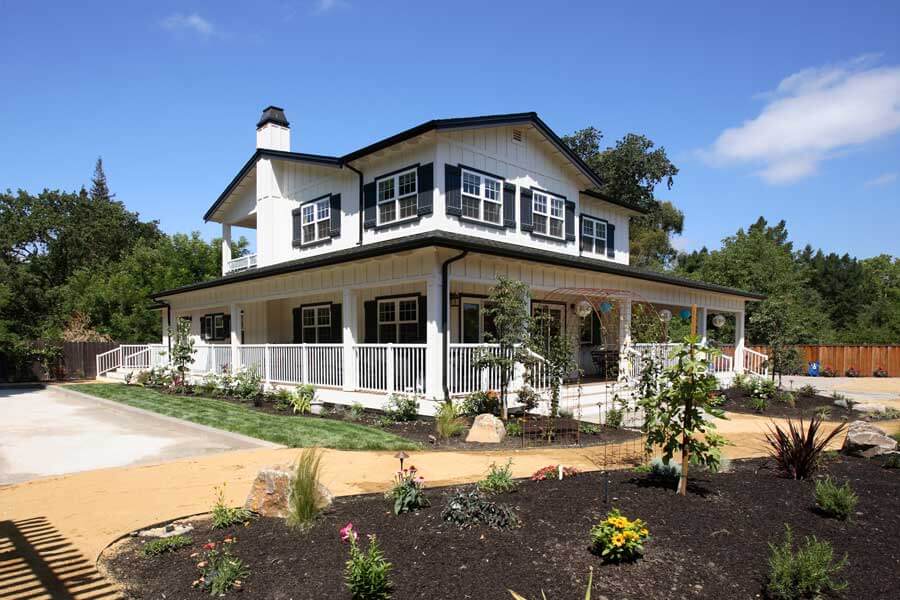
top-left (159, 300), bottom-right (172, 354)
top-left (441, 250), bottom-right (468, 401)
top-left (344, 163), bottom-right (364, 246)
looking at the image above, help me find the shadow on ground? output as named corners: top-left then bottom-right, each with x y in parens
top-left (0, 516), bottom-right (120, 599)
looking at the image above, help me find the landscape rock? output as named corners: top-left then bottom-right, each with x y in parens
top-left (136, 521), bottom-right (194, 538)
top-left (465, 413), bottom-right (506, 443)
top-left (841, 421), bottom-right (898, 458)
top-left (244, 466), bottom-right (333, 518)
top-left (833, 398), bottom-right (885, 413)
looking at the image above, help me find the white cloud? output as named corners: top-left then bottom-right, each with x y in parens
top-left (161, 13), bottom-right (216, 37)
top-left (706, 56), bottom-right (900, 184)
top-left (313, 0), bottom-right (343, 14)
top-left (865, 172), bottom-right (898, 187)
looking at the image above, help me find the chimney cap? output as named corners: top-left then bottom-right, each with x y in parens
top-left (257, 105), bottom-right (289, 129)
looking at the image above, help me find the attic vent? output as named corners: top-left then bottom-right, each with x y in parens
top-left (511, 128), bottom-right (523, 143)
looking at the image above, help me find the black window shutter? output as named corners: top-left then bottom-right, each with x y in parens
top-left (606, 223), bottom-right (616, 258)
top-left (329, 194), bottom-right (341, 237)
top-left (292, 308), bottom-right (302, 343)
top-left (223, 315), bottom-right (231, 341)
top-left (363, 301), bottom-right (378, 343)
top-left (520, 187), bottom-right (533, 232)
top-left (445, 164), bottom-right (461, 216)
top-left (363, 182), bottom-right (377, 229)
top-left (200, 315), bottom-right (208, 340)
top-left (591, 311), bottom-right (602, 345)
top-left (417, 163), bottom-right (433, 216)
top-left (580, 215), bottom-right (590, 253)
top-left (292, 208), bottom-right (302, 244)
top-left (502, 182), bottom-right (516, 228)
top-left (417, 295), bottom-right (427, 343)
top-left (330, 303), bottom-right (343, 343)
top-left (565, 200), bottom-right (576, 242)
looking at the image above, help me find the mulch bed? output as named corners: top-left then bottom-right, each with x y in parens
top-left (720, 387), bottom-right (862, 421)
top-left (103, 455), bottom-right (899, 599)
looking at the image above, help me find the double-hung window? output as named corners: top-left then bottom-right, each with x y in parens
top-left (582, 216), bottom-right (607, 255)
top-left (377, 297), bottom-right (418, 343)
top-left (301, 197), bottom-right (331, 244)
top-left (532, 191), bottom-right (564, 238)
top-left (376, 168), bottom-right (417, 225)
top-left (461, 169), bottom-right (503, 225)
top-left (301, 305), bottom-right (331, 343)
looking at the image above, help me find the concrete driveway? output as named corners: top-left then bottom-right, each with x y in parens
top-left (0, 385), bottom-right (272, 485)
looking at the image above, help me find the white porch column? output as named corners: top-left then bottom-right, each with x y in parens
top-left (734, 310), bottom-right (746, 374)
top-left (342, 287), bottom-right (359, 391)
top-left (425, 271), bottom-right (444, 400)
top-left (221, 224), bottom-right (232, 275)
top-left (618, 298), bottom-right (632, 377)
top-left (229, 303), bottom-right (241, 374)
top-left (697, 306), bottom-right (708, 345)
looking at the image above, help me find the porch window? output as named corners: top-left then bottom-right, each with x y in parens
top-left (581, 216), bottom-right (607, 255)
top-left (301, 197), bottom-right (331, 244)
top-left (213, 314), bottom-right (226, 339)
top-left (378, 297), bottom-right (418, 343)
top-left (532, 191), bottom-right (564, 239)
top-left (461, 169), bottom-right (503, 225)
top-left (302, 305), bottom-right (331, 343)
top-left (376, 168), bottom-right (417, 226)
top-left (461, 300), bottom-right (498, 343)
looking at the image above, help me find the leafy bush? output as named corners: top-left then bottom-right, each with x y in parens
top-left (287, 448), bottom-right (325, 529)
top-left (604, 407), bottom-right (624, 428)
top-left (559, 408), bottom-right (574, 419)
top-left (516, 385), bottom-right (542, 412)
top-left (813, 406), bottom-right (831, 420)
top-left (797, 384), bottom-right (818, 397)
top-left (579, 422), bottom-right (599, 435)
top-left (269, 387), bottom-right (294, 411)
top-left (341, 523), bottom-right (392, 600)
top-left (589, 508), bottom-right (650, 563)
top-left (779, 391), bottom-right (796, 408)
top-left (767, 525), bottom-right (846, 600)
top-left (384, 393), bottom-right (420, 422)
top-left (210, 484), bottom-right (253, 529)
top-left (821, 365), bottom-right (836, 377)
top-left (349, 402), bottom-right (366, 421)
top-left (135, 369), bottom-right (152, 386)
top-left (845, 366), bottom-right (859, 377)
top-left (442, 490), bottom-right (519, 530)
top-left (435, 402), bottom-right (466, 440)
top-left (193, 539), bottom-right (249, 596)
top-left (141, 534), bottom-right (191, 557)
top-left (814, 478), bottom-right (858, 520)
top-left (649, 457), bottom-right (681, 481)
top-left (478, 459), bottom-right (517, 495)
top-left (386, 466), bottom-right (429, 515)
top-left (750, 395), bottom-right (769, 413)
top-left (290, 384), bottom-right (315, 414)
top-left (197, 373), bottom-right (222, 397)
top-left (747, 377), bottom-right (777, 409)
top-left (873, 366), bottom-right (888, 377)
top-left (459, 390), bottom-right (501, 416)
top-left (763, 417), bottom-right (846, 480)
top-left (233, 368), bottom-right (263, 404)
top-left (731, 373), bottom-right (752, 394)
top-left (506, 420), bottom-right (523, 437)
top-left (883, 453), bottom-right (900, 469)
top-left (531, 464), bottom-right (580, 481)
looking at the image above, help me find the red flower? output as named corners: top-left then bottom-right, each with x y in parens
top-left (202, 542), bottom-right (216, 550)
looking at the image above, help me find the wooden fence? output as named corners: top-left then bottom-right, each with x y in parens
top-left (0, 341), bottom-right (121, 382)
top-left (721, 344), bottom-right (900, 377)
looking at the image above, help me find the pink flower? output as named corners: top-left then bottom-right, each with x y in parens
top-left (202, 542), bottom-right (216, 550)
top-left (340, 522), bottom-right (356, 542)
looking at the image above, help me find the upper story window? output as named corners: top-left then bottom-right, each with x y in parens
top-left (302, 304), bottom-right (331, 343)
top-left (377, 297), bottom-right (418, 343)
top-left (461, 169), bottom-right (503, 225)
top-left (377, 168), bottom-right (418, 225)
top-left (582, 216), bottom-right (607, 255)
top-left (532, 191), bottom-right (565, 239)
top-left (301, 197), bottom-right (331, 244)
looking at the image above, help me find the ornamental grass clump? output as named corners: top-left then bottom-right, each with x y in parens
top-left (141, 534), bottom-right (191, 557)
top-left (814, 478), bottom-right (858, 521)
top-left (589, 508), bottom-right (649, 562)
top-left (210, 484), bottom-right (254, 529)
top-left (385, 466), bottom-right (429, 515)
top-left (767, 525), bottom-right (846, 600)
top-left (434, 401), bottom-right (466, 440)
top-left (763, 416), bottom-right (845, 480)
top-left (287, 448), bottom-right (325, 529)
top-left (478, 459), bottom-right (517, 494)
top-left (341, 523), bottom-right (393, 600)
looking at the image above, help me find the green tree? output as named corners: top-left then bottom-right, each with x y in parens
top-left (169, 318), bottom-right (195, 385)
top-left (639, 336), bottom-right (727, 496)
top-left (562, 127), bottom-right (684, 269)
top-left (750, 297), bottom-right (803, 383)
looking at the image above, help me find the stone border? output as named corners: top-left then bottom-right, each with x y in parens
top-left (50, 384), bottom-right (284, 449)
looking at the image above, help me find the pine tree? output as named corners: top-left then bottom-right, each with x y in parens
top-left (90, 157), bottom-right (113, 201)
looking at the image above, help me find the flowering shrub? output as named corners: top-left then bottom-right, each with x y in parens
top-left (874, 366), bottom-right (889, 377)
top-left (531, 464), bottom-right (581, 481)
top-left (385, 466), bottom-right (429, 514)
top-left (341, 523), bottom-right (393, 600)
top-left (192, 538), bottom-right (249, 595)
top-left (820, 365), bottom-right (836, 377)
top-left (845, 366), bottom-right (859, 378)
top-left (210, 484), bottom-right (253, 529)
top-left (590, 509), bottom-right (650, 562)
top-left (459, 390), bottom-right (501, 416)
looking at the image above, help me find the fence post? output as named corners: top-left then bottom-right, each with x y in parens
top-left (386, 344), bottom-right (395, 394)
top-left (264, 344), bottom-right (271, 388)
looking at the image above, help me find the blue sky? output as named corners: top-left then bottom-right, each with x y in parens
top-left (2, 1), bottom-right (899, 259)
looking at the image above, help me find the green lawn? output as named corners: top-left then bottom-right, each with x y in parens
top-left (69, 384), bottom-right (419, 451)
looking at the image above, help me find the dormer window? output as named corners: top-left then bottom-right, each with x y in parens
top-left (461, 169), bottom-right (503, 225)
top-left (581, 216), bottom-right (607, 255)
top-left (532, 191), bottom-right (565, 239)
top-left (377, 168), bottom-right (418, 225)
top-left (301, 196), bottom-right (331, 244)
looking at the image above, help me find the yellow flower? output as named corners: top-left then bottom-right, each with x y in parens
top-left (640, 528), bottom-right (649, 537)
top-left (611, 533), bottom-right (625, 547)
top-left (624, 530), bottom-right (638, 540)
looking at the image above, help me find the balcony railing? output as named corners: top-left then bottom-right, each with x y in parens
top-left (224, 253), bottom-right (258, 274)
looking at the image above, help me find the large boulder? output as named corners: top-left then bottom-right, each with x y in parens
top-left (841, 421), bottom-right (899, 458)
top-left (244, 466), bottom-right (333, 518)
top-left (465, 413), bottom-right (506, 443)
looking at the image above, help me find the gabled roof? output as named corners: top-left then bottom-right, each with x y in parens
top-left (204, 112), bottom-right (648, 222)
top-left (152, 230), bottom-right (765, 301)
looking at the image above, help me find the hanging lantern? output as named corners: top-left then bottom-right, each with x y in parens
top-left (712, 314), bottom-right (726, 329)
top-left (575, 300), bottom-right (593, 318)
top-left (659, 309), bottom-right (672, 322)
top-left (599, 301), bottom-right (613, 314)
top-left (679, 308), bottom-right (692, 321)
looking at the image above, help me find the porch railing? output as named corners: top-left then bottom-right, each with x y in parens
top-left (630, 342), bottom-right (741, 379)
top-left (354, 344), bottom-right (427, 394)
top-left (743, 347), bottom-right (769, 377)
top-left (224, 253), bottom-right (258, 274)
top-left (447, 344), bottom-right (550, 396)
